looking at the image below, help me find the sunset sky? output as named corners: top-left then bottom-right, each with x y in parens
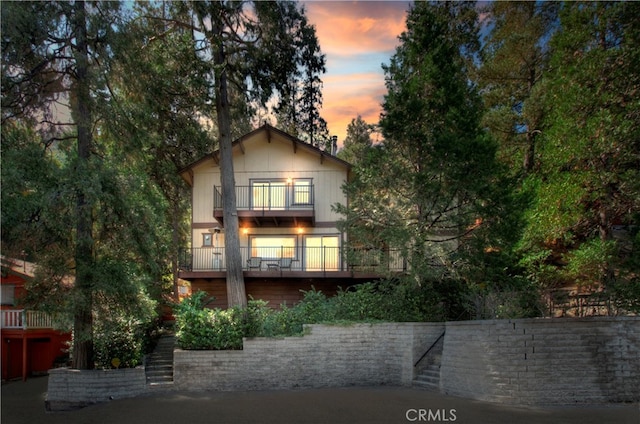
top-left (303, 1), bottom-right (411, 145)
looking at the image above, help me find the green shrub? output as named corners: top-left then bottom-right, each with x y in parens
top-left (174, 292), bottom-right (245, 350)
top-left (175, 279), bottom-right (466, 350)
top-left (93, 317), bottom-right (150, 369)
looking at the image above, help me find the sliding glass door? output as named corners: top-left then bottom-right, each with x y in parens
top-left (304, 236), bottom-right (340, 271)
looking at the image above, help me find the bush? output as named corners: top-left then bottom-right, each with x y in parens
top-left (93, 316), bottom-right (155, 369)
top-left (174, 292), bottom-right (245, 350)
top-left (175, 279), bottom-right (467, 350)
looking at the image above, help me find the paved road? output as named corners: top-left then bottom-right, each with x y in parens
top-left (2, 376), bottom-right (638, 424)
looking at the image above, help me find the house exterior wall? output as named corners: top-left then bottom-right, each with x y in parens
top-left (1, 269), bottom-right (71, 381)
top-left (190, 278), bottom-right (362, 310)
top-left (190, 131), bottom-right (348, 230)
top-left (187, 128), bottom-right (350, 275)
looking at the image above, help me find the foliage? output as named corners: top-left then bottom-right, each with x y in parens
top-left (93, 315), bottom-right (158, 369)
top-left (516, 2), bottom-right (640, 298)
top-left (476, 1), bottom-right (559, 173)
top-left (176, 279), bottom-right (479, 350)
top-left (174, 291), bottom-right (244, 350)
top-left (336, 115), bottom-right (375, 165)
top-left (338, 2), bottom-right (504, 295)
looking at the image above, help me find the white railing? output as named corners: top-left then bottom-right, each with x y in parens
top-left (1, 309), bottom-right (53, 329)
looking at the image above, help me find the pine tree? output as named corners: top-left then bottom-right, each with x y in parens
top-left (520, 2), bottom-right (640, 305)
top-left (341, 2), bottom-right (500, 284)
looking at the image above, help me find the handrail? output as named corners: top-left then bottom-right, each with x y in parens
top-left (178, 246), bottom-right (406, 273)
top-left (414, 330), bottom-right (445, 368)
top-left (1, 309), bottom-right (53, 329)
top-left (214, 185), bottom-right (315, 211)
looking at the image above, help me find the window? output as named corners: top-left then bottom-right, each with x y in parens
top-left (252, 181), bottom-right (286, 210)
top-left (305, 236), bottom-right (340, 271)
top-left (292, 179), bottom-right (312, 206)
top-left (1, 285), bottom-right (15, 306)
top-left (202, 233), bottom-right (213, 247)
top-left (250, 178), bottom-right (313, 210)
top-left (250, 236), bottom-right (296, 259)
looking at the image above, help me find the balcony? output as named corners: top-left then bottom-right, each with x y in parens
top-left (213, 183), bottom-right (315, 227)
top-left (178, 246), bottom-right (406, 279)
top-left (1, 309), bottom-right (54, 329)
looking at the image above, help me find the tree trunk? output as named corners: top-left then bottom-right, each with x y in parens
top-left (171, 201), bottom-right (181, 302)
top-left (523, 130), bottom-right (536, 172)
top-left (71, 0), bottom-right (94, 370)
top-left (213, 32), bottom-right (247, 309)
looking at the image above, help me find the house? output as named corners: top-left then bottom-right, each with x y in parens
top-left (1, 257), bottom-right (71, 381)
top-left (178, 124), bottom-right (405, 308)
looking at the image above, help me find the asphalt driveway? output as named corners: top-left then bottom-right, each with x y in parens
top-left (2, 376), bottom-right (638, 424)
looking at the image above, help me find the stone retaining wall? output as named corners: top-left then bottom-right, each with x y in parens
top-left (45, 317), bottom-right (639, 410)
top-left (440, 317), bottom-right (640, 405)
top-left (45, 367), bottom-right (147, 411)
top-left (173, 323), bottom-right (445, 391)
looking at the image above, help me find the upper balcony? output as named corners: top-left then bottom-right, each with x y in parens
top-left (214, 181), bottom-right (315, 227)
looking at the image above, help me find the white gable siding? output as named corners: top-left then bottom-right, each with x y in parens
top-left (190, 131), bottom-right (348, 226)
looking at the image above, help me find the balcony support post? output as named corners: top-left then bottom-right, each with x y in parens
top-left (22, 333), bottom-right (27, 381)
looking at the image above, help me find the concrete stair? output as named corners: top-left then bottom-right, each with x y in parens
top-left (413, 359), bottom-right (441, 390)
top-left (145, 333), bottom-right (175, 388)
top-left (413, 333), bottom-right (444, 391)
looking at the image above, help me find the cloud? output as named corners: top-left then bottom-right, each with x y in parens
top-left (304, 1), bottom-right (409, 144)
top-left (321, 72), bottom-right (387, 144)
top-left (305, 1), bottom-right (408, 56)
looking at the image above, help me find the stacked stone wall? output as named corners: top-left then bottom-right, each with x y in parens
top-left (46, 367), bottom-right (146, 411)
top-left (173, 323), bottom-right (445, 391)
top-left (440, 317), bottom-right (640, 405)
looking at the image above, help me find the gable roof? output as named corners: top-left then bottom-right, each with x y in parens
top-left (178, 124), bottom-right (351, 185)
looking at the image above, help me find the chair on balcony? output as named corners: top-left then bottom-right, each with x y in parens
top-left (247, 257), bottom-right (262, 270)
top-left (279, 257), bottom-right (293, 271)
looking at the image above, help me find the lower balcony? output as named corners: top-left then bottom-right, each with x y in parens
top-left (1, 309), bottom-right (54, 330)
top-left (178, 246), bottom-right (406, 280)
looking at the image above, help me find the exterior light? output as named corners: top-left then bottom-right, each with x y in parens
top-left (286, 177), bottom-right (293, 184)
top-left (297, 227), bottom-right (304, 234)
top-left (243, 228), bottom-right (249, 235)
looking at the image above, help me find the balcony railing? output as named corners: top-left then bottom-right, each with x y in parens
top-left (179, 247), bottom-right (406, 274)
top-left (214, 184), bottom-right (314, 212)
top-left (1, 309), bottom-right (53, 329)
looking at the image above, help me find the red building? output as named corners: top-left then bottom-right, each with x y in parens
top-left (1, 257), bottom-right (71, 381)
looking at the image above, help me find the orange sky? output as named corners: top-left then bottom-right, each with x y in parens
top-left (304, 1), bottom-right (409, 145)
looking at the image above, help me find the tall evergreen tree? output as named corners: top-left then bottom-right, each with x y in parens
top-left (274, 9), bottom-right (328, 148)
top-left (104, 1), bottom-right (215, 300)
top-left (519, 2), bottom-right (640, 308)
top-left (1, 0), bottom-right (123, 369)
top-left (339, 2), bottom-right (500, 286)
top-left (477, 2), bottom-right (559, 174)
top-left (337, 115), bottom-right (375, 165)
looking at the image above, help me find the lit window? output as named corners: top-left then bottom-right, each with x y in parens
top-left (251, 236), bottom-right (296, 259)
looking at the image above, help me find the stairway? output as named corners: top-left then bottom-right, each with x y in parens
top-left (413, 356), bottom-right (441, 390)
top-left (145, 333), bottom-right (176, 388)
top-left (413, 333), bottom-right (444, 391)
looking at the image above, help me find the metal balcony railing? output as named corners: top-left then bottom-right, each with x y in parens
top-left (179, 246), bottom-right (406, 274)
top-left (214, 184), bottom-right (314, 212)
top-left (1, 309), bottom-right (53, 329)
